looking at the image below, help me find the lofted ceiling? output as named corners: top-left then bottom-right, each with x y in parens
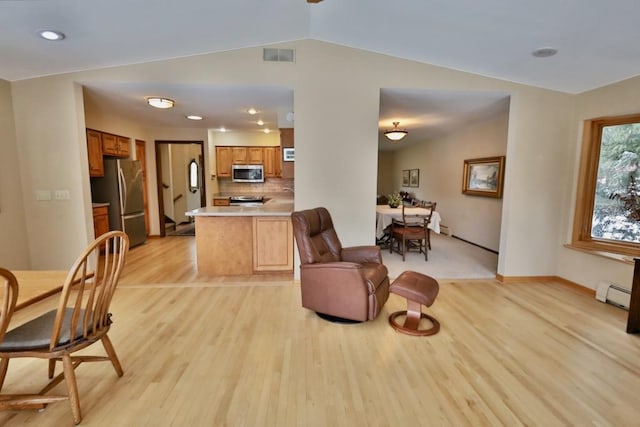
top-left (3, 0), bottom-right (639, 146)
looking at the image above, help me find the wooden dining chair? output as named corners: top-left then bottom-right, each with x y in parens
top-left (0, 268), bottom-right (18, 351)
top-left (390, 205), bottom-right (434, 261)
top-left (0, 231), bottom-right (129, 424)
top-left (420, 201), bottom-right (437, 250)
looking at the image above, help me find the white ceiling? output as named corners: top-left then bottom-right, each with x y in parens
top-left (3, 0), bottom-right (639, 147)
top-left (83, 83), bottom-right (295, 133)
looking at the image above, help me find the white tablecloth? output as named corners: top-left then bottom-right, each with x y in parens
top-left (375, 205), bottom-right (441, 239)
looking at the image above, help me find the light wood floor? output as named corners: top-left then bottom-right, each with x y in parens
top-left (2, 236), bottom-right (640, 426)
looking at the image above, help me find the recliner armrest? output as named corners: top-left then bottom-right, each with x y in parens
top-left (302, 261), bottom-right (362, 270)
top-left (300, 262), bottom-right (371, 294)
top-left (341, 246), bottom-right (383, 264)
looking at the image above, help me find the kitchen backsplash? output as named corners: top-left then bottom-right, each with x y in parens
top-left (218, 178), bottom-right (294, 194)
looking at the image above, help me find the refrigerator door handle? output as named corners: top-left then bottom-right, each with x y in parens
top-left (118, 166), bottom-right (127, 214)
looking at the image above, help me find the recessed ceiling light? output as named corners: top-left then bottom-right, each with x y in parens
top-left (186, 115), bottom-right (203, 120)
top-left (263, 128), bottom-right (270, 134)
top-left (257, 120), bottom-right (264, 126)
top-left (532, 47), bottom-right (558, 58)
top-left (146, 97), bottom-right (175, 109)
top-left (247, 108), bottom-right (258, 115)
top-left (219, 127), bottom-right (227, 133)
top-left (38, 30), bottom-right (65, 41)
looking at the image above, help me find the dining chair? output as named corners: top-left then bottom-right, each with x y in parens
top-left (420, 201), bottom-right (437, 250)
top-left (0, 268), bottom-right (18, 350)
top-left (390, 205), bottom-right (433, 261)
top-left (0, 231), bottom-right (129, 424)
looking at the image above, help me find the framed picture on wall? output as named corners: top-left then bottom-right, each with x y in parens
top-left (402, 170), bottom-right (410, 187)
top-left (462, 156), bottom-right (506, 198)
top-left (283, 148), bottom-right (295, 162)
top-left (409, 169), bottom-right (419, 187)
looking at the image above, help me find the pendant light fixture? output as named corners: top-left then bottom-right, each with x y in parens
top-left (384, 122), bottom-right (408, 141)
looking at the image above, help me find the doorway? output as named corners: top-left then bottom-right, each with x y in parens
top-left (155, 140), bottom-right (206, 237)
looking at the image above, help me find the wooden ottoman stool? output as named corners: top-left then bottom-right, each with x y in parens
top-left (389, 271), bottom-right (440, 336)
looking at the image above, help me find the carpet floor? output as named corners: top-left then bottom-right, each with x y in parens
top-left (381, 233), bottom-right (498, 280)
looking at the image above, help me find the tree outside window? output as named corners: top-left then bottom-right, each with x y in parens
top-left (572, 114), bottom-right (640, 255)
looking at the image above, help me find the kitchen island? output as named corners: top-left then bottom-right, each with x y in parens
top-left (186, 199), bottom-right (294, 276)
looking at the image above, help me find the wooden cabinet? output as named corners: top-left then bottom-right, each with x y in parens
top-left (213, 197), bottom-right (230, 206)
top-left (194, 215), bottom-right (293, 275)
top-left (86, 129), bottom-right (104, 177)
top-left (117, 136), bottom-right (131, 157)
top-left (231, 147), bottom-right (247, 164)
top-left (216, 147), bottom-right (233, 177)
top-left (275, 147), bottom-right (282, 177)
top-left (92, 206), bottom-right (110, 239)
top-left (247, 147), bottom-right (263, 164)
top-left (135, 140), bottom-right (149, 235)
top-left (216, 145), bottom-right (280, 178)
top-left (263, 147), bottom-right (280, 178)
top-left (279, 128), bottom-right (294, 179)
top-left (252, 216), bottom-right (294, 272)
top-left (102, 133), bottom-right (130, 157)
top-left (230, 146), bottom-right (263, 164)
top-left (101, 133), bottom-right (118, 155)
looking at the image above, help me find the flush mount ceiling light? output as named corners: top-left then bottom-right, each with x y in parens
top-left (146, 97), bottom-right (175, 109)
top-left (263, 128), bottom-right (271, 134)
top-left (247, 108), bottom-right (258, 115)
top-left (384, 122), bottom-right (408, 141)
top-left (186, 115), bottom-right (203, 120)
top-left (532, 47), bottom-right (558, 58)
top-left (38, 30), bottom-right (65, 41)
top-left (257, 119), bottom-right (264, 126)
top-left (219, 127), bottom-right (227, 133)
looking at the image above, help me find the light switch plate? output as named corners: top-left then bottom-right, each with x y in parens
top-left (54, 190), bottom-right (70, 200)
top-left (36, 190), bottom-right (52, 201)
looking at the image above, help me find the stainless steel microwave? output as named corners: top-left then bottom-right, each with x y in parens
top-left (232, 164), bottom-right (264, 183)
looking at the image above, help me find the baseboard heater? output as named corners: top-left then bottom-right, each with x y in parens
top-left (596, 281), bottom-right (631, 310)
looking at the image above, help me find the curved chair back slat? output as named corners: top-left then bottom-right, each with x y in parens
top-left (0, 269), bottom-right (18, 344)
top-left (50, 231), bottom-right (129, 351)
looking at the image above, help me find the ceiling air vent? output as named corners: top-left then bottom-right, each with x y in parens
top-left (263, 48), bottom-right (295, 63)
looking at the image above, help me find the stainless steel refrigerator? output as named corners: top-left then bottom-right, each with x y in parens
top-left (91, 158), bottom-right (146, 247)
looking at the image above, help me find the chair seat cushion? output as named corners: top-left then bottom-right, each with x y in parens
top-left (0, 308), bottom-right (90, 352)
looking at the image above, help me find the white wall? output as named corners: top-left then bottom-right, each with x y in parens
top-left (7, 40), bottom-right (580, 280)
top-left (380, 106), bottom-right (509, 251)
top-left (0, 79), bottom-right (29, 268)
top-left (377, 151), bottom-right (395, 197)
top-left (555, 76), bottom-right (640, 290)
top-left (11, 78), bottom-right (92, 269)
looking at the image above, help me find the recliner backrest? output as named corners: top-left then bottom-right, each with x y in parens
top-left (291, 207), bottom-right (343, 265)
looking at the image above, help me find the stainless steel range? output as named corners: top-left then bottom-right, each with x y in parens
top-left (229, 195), bottom-right (268, 207)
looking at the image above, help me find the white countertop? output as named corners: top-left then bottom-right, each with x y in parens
top-left (186, 201), bottom-right (293, 217)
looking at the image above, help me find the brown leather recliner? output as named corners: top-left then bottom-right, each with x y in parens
top-left (291, 207), bottom-right (390, 322)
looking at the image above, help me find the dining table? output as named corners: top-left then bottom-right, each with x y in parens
top-left (375, 205), bottom-right (442, 239)
top-left (12, 270), bottom-right (91, 311)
